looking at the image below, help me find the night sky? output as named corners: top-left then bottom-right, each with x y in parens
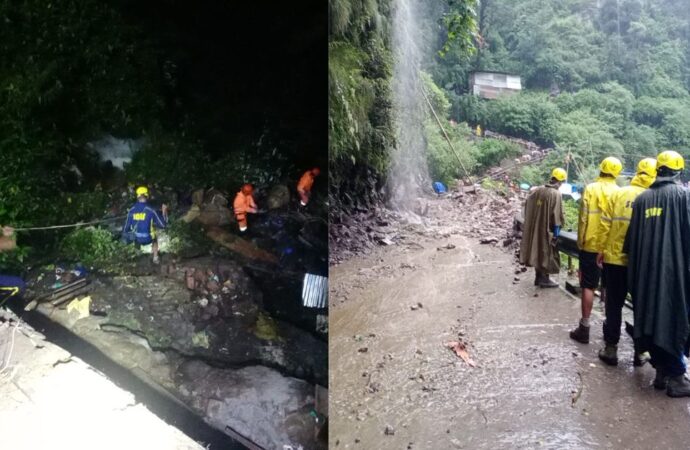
top-left (114, 0), bottom-right (327, 169)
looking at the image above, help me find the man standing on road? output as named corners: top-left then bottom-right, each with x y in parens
top-left (596, 158), bottom-right (657, 366)
top-left (570, 156), bottom-right (622, 344)
top-left (519, 168), bottom-right (566, 288)
top-left (625, 150), bottom-right (690, 397)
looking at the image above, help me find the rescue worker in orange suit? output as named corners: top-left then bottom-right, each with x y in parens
top-left (234, 183), bottom-right (258, 232)
top-left (0, 225), bottom-right (26, 307)
top-left (297, 168), bottom-right (320, 206)
top-left (570, 156), bottom-right (622, 344)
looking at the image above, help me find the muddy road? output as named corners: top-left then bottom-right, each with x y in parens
top-left (329, 194), bottom-right (690, 449)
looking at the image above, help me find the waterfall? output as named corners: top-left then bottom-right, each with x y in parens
top-left (387, 0), bottom-right (430, 211)
top-left (88, 135), bottom-right (144, 169)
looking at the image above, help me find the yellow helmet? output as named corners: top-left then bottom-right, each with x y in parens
top-left (136, 186), bottom-right (149, 197)
top-left (637, 158), bottom-right (657, 177)
top-left (600, 157), bottom-right (623, 177)
top-left (551, 167), bottom-right (567, 182)
top-left (657, 150), bottom-right (685, 171)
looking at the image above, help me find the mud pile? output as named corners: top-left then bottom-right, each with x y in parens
top-left (329, 186), bottom-right (524, 264)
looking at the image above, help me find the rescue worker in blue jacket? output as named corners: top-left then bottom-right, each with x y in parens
top-left (122, 186), bottom-right (168, 264)
top-left (0, 225), bottom-right (25, 307)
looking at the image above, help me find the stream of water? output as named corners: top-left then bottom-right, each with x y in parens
top-left (387, 0), bottom-right (430, 211)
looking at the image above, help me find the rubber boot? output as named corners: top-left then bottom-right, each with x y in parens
top-left (569, 323), bottom-right (590, 344)
top-left (633, 351), bottom-right (650, 367)
top-left (666, 374), bottom-right (690, 397)
top-left (653, 368), bottom-right (668, 390)
top-left (598, 344), bottom-right (618, 366)
top-left (538, 276), bottom-right (559, 288)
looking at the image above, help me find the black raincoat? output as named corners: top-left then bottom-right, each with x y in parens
top-left (624, 175), bottom-right (690, 356)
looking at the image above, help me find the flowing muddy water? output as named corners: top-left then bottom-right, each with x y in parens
top-left (329, 196), bottom-right (690, 449)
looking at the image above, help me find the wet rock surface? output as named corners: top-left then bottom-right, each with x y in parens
top-left (88, 257), bottom-right (327, 385)
top-left (175, 360), bottom-right (315, 449)
top-left (23, 254), bottom-right (327, 449)
top-left (330, 193), bottom-right (690, 449)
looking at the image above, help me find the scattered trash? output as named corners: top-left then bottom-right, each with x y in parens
top-left (191, 331), bottom-right (210, 349)
top-left (303, 273), bottom-right (328, 308)
top-left (437, 244), bottom-right (456, 251)
top-left (66, 296), bottom-right (91, 320)
top-left (358, 347), bottom-right (368, 353)
top-left (479, 237), bottom-right (499, 244)
top-left (410, 302), bottom-right (423, 311)
top-left (445, 341), bottom-right (476, 367)
top-left (384, 425), bottom-right (395, 436)
top-left (433, 181), bottom-right (447, 195)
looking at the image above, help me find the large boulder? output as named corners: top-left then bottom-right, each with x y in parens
top-left (267, 184), bottom-right (290, 210)
top-left (174, 361), bottom-right (322, 449)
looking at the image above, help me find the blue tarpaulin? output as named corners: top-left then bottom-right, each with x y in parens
top-left (433, 182), bottom-right (447, 194)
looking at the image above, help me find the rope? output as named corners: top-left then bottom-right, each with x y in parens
top-left (11, 215), bottom-right (128, 232)
top-left (420, 85), bottom-right (472, 179)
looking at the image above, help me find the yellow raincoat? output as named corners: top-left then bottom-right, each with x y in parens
top-left (577, 177), bottom-right (619, 253)
top-left (598, 174), bottom-right (655, 266)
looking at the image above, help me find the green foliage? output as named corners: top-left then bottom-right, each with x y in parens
top-left (329, 0), bottom-right (479, 205)
top-left (421, 71), bottom-right (451, 118)
top-left (562, 199), bottom-right (579, 231)
top-left (480, 178), bottom-right (508, 194)
top-left (0, 244), bottom-right (31, 274)
top-left (432, 0), bottom-right (690, 182)
top-left (60, 227), bottom-right (139, 274)
top-left (473, 138), bottom-right (521, 170)
top-left (483, 92), bottom-right (559, 144)
top-left (166, 220), bottom-right (212, 259)
top-left (425, 120), bottom-right (476, 186)
top-left (439, 0), bottom-right (478, 57)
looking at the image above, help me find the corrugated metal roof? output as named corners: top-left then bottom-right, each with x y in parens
top-left (302, 274), bottom-right (328, 308)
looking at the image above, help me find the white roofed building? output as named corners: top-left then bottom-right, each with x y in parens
top-left (469, 71), bottom-right (522, 99)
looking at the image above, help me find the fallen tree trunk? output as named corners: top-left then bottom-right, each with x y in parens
top-left (206, 227), bottom-right (279, 264)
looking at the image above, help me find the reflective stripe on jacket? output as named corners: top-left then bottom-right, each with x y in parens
top-left (598, 174), bottom-right (654, 266)
top-left (122, 201), bottom-right (166, 241)
top-left (577, 177), bottom-right (619, 253)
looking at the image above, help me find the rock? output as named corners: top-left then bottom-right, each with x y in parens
top-left (86, 257), bottom-right (326, 385)
top-left (376, 236), bottom-right (395, 246)
top-left (384, 425), bottom-right (395, 436)
top-left (358, 347), bottom-right (368, 353)
top-left (176, 362), bottom-right (316, 450)
top-left (479, 237), bottom-right (499, 244)
top-left (266, 185), bottom-right (290, 210)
